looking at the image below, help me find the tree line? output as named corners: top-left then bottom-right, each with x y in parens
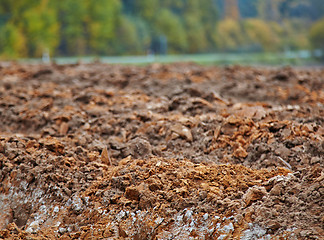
top-left (0, 0), bottom-right (323, 58)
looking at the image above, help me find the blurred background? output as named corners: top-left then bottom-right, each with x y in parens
top-left (0, 0), bottom-right (324, 64)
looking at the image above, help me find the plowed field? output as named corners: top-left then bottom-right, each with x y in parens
top-left (0, 63), bottom-right (323, 239)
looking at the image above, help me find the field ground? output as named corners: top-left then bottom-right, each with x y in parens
top-left (0, 62), bottom-right (323, 239)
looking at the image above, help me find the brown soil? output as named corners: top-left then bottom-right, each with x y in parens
top-left (0, 62), bottom-right (323, 239)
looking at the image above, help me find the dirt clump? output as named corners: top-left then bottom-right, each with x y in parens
top-left (0, 63), bottom-right (323, 239)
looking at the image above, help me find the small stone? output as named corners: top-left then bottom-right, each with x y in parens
top-left (233, 146), bottom-right (248, 158)
top-left (103, 228), bottom-right (114, 237)
top-left (199, 190), bottom-right (207, 200)
top-left (310, 157), bottom-right (321, 165)
top-left (59, 227), bottom-right (67, 234)
top-left (59, 234), bottom-right (71, 240)
top-left (127, 137), bottom-right (152, 158)
top-left (83, 123), bottom-right (91, 130)
top-left (41, 137), bottom-right (64, 155)
top-left (274, 145), bottom-right (290, 158)
top-left (243, 186), bottom-right (267, 206)
top-left (86, 151), bottom-right (98, 162)
top-left (125, 186), bottom-right (140, 201)
top-left (59, 122), bottom-right (69, 135)
top-left (270, 184), bottom-right (282, 196)
top-left (267, 220), bottom-right (281, 231)
top-left (118, 156), bottom-right (132, 166)
top-left (170, 123), bottom-right (193, 142)
top-left (7, 222), bottom-right (19, 234)
top-left (0, 142), bottom-right (5, 153)
top-left (184, 210), bottom-right (193, 221)
top-left (149, 182), bottom-right (162, 192)
top-left (118, 225), bottom-right (128, 238)
top-left (101, 147), bottom-right (112, 165)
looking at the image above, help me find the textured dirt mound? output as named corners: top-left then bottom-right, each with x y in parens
top-left (0, 63), bottom-right (323, 239)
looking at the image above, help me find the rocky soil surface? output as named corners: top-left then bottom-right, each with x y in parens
top-left (0, 62), bottom-right (323, 239)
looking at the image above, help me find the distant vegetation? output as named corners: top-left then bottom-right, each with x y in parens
top-left (0, 0), bottom-right (323, 59)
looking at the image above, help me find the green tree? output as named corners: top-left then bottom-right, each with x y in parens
top-left (134, 0), bottom-right (159, 21)
top-left (256, 0), bottom-right (283, 21)
top-left (214, 19), bottom-right (244, 51)
top-left (20, 1), bottom-right (59, 57)
top-left (85, 0), bottom-right (121, 55)
top-left (112, 15), bottom-right (141, 55)
top-left (160, 0), bottom-right (185, 14)
top-left (309, 17), bottom-right (324, 55)
top-left (281, 19), bottom-right (310, 51)
top-left (0, 23), bottom-right (26, 58)
top-left (183, 14), bottom-right (208, 52)
top-left (132, 17), bottom-right (151, 54)
top-left (243, 19), bottom-right (280, 51)
top-left (154, 9), bottom-right (188, 53)
top-left (182, 0), bottom-right (218, 53)
top-left (56, 1), bottom-right (87, 55)
top-left (199, 0), bottom-right (219, 51)
top-left (0, 0), bottom-right (58, 58)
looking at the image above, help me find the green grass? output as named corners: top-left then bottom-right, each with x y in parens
top-left (17, 51), bottom-right (322, 66)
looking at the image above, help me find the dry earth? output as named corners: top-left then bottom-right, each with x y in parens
top-left (0, 62), bottom-right (323, 239)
